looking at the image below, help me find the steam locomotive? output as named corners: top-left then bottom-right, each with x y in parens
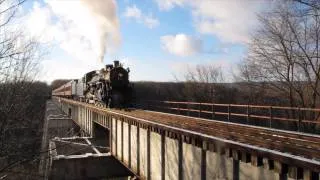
top-left (52, 60), bottom-right (132, 108)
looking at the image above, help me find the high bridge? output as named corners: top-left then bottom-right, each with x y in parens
top-left (45, 97), bottom-right (320, 180)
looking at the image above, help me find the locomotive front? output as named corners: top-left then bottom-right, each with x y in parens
top-left (84, 60), bottom-right (132, 108)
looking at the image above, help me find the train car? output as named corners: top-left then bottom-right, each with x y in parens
top-left (73, 79), bottom-right (86, 101)
top-left (52, 81), bottom-right (72, 97)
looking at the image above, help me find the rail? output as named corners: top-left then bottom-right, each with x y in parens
top-left (137, 100), bottom-right (320, 134)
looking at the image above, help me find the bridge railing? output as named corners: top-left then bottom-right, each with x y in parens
top-left (137, 100), bottom-right (320, 134)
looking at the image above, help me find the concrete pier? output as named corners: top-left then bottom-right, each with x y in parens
top-left (40, 100), bottom-right (135, 180)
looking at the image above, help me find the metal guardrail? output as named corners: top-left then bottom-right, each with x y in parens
top-left (138, 100), bottom-right (320, 133)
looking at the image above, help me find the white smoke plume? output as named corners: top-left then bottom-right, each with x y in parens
top-left (82, 0), bottom-right (121, 62)
top-left (37, 0), bottom-right (121, 63)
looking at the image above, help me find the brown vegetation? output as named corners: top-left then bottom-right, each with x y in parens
top-left (0, 0), bottom-right (50, 179)
top-left (240, 0), bottom-right (320, 109)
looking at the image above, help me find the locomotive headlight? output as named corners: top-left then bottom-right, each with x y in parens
top-left (118, 73), bottom-right (123, 77)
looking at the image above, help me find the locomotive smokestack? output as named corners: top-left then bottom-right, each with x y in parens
top-left (114, 60), bottom-right (120, 68)
top-left (106, 64), bottom-right (113, 70)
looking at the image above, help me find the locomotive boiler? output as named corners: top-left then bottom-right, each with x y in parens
top-left (52, 60), bottom-right (132, 108)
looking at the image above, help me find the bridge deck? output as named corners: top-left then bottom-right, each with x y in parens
top-left (113, 109), bottom-right (320, 160)
top-left (60, 98), bottom-right (320, 173)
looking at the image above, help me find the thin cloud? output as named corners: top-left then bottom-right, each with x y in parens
top-left (161, 34), bottom-right (202, 56)
top-left (155, 0), bottom-right (268, 44)
top-left (154, 0), bottom-right (187, 11)
top-left (124, 5), bottom-right (159, 29)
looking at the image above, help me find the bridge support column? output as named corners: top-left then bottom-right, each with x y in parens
top-left (150, 131), bottom-right (162, 180)
top-left (117, 118), bottom-right (122, 159)
top-left (112, 118), bottom-right (116, 156)
top-left (139, 126), bottom-right (148, 179)
top-left (164, 135), bottom-right (179, 180)
top-left (123, 120), bottom-right (129, 165)
top-left (130, 124), bottom-right (138, 173)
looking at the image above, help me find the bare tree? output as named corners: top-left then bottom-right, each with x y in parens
top-left (293, 0), bottom-right (320, 10)
top-left (239, 0), bottom-right (320, 108)
top-left (182, 64), bottom-right (224, 102)
top-left (0, 1), bottom-right (49, 179)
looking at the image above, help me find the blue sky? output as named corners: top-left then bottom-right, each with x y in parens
top-left (21, 0), bottom-right (268, 83)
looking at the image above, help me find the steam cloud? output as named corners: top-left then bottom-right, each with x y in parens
top-left (41, 0), bottom-right (121, 63)
top-left (82, 0), bottom-right (121, 62)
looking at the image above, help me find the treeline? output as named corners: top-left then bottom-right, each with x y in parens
top-left (132, 64), bottom-right (288, 106)
top-left (0, 81), bottom-right (50, 157)
top-left (0, 81), bottom-right (50, 179)
top-left (133, 81), bottom-right (287, 106)
top-left (0, 0), bottom-right (52, 178)
top-left (239, 1), bottom-right (320, 109)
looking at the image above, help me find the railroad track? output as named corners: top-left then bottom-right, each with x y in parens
top-left (59, 98), bottom-right (320, 173)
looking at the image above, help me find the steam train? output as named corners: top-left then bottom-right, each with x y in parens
top-left (52, 60), bottom-right (132, 108)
